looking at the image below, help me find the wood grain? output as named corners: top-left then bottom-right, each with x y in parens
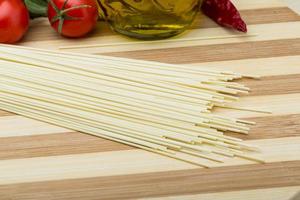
top-left (105, 39), bottom-right (300, 64)
top-left (231, 0), bottom-right (286, 9)
top-left (240, 74), bottom-right (300, 96)
top-left (213, 93), bottom-right (300, 118)
top-left (0, 116), bottom-right (69, 138)
top-left (0, 110), bottom-right (11, 117)
top-left (0, 114), bottom-right (299, 161)
top-left (1, 161), bottom-right (299, 200)
top-left (189, 56), bottom-right (300, 77)
top-left (0, 132), bottom-right (133, 161)
top-left (0, 137), bottom-right (299, 185)
top-left (0, 114), bottom-right (298, 161)
top-left (142, 186), bottom-right (300, 200)
top-left (228, 114), bottom-right (300, 140)
top-left (0, 0), bottom-right (299, 199)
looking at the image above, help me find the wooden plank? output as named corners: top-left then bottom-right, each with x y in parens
top-left (1, 160), bottom-right (299, 200)
top-left (1, 56), bottom-right (300, 121)
top-left (287, 1), bottom-right (300, 14)
top-left (239, 74), bottom-right (300, 96)
top-left (229, 114), bottom-right (300, 140)
top-left (0, 113), bottom-right (298, 161)
top-left (4, 92), bottom-right (298, 122)
top-left (0, 116), bottom-right (69, 138)
top-left (0, 132), bottom-right (132, 161)
top-left (1, 93), bottom-right (300, 138)
top-left (0, 137), bottom-right (299, 185)
top-left (104, 38), bottom-right (300, 64)
top-left (214, 93), bottom-right (300, 118)
top-left (231, 0), bottom-right (286, 9)
top-left (0, 110), bottom-right (11, 117)
top-left (141, 186), bottom-right (300, 200)
top-left (189, 56), bottom-right (300, 77)
top-left (0, 0), bottom-right (298, 199)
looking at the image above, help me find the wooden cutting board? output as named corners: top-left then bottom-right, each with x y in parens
top-left (1, 0), bottom-right (300, 199)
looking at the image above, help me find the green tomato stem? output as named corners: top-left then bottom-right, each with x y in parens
top-left (48, 0), bottom-right (91, 35)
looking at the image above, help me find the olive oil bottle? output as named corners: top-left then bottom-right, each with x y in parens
top-left (97, 0), bottom-right (201, 39)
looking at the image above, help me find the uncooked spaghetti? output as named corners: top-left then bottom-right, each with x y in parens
top-left (0, 44), bottom-right (264, 167)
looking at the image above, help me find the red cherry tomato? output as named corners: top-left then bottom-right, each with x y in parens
top-left (0, 0), bottom-right (30, 44)
top-left (48, 0), bottom-right (98, 38)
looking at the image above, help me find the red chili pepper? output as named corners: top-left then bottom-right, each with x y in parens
top-left (201, 0), bottom-right (247, 32)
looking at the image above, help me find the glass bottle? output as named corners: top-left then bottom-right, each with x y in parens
top-left (97, 0), bottom-right (201, 39)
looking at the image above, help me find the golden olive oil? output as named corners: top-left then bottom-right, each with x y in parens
top-left (97, 0), bottom-right (201, 39)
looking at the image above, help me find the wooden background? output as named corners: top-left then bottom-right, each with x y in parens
top-left (0, 0), bottom-right (300, 199)
top-left (286, 0), bottom-right (300, 14)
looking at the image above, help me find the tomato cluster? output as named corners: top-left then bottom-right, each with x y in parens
top-left (0, 0), bottom-right (98, 44)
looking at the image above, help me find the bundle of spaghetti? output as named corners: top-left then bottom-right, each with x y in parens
top-left (0, 44), bottom-right (264, 167)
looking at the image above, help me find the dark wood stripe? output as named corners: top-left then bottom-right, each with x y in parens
top-left (104, 39), bottom-right (300, 64)
top-left (239, 74), bottom-right (300, 96)
top-left (0, 132), bottom-right (132, 161)
top-left (0, 110), bottom-right (12, 117)
top-left (1, 161), bottom-right (299, 200)
top-left (192, 7), bottom-right (300, 29)
top-left (228, 114), bottom-right (300, 140)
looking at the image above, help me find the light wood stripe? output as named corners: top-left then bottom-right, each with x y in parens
top-left (141, 186), bottom-right (300, 200)
top-left (0, 160), bottom-right (299, 200)
top-left (189, 56), bottom-right (300, 77)
top-left (0, 137), bottom-right (299, 185)
top-left (231, 0), bottom-right (286, 9)
top-left (215, 93), bottom-right (300, 118)
top-left (0, 116), bottom-right (69, 137)
top-left (104, 38), bottom-right (300, 63)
